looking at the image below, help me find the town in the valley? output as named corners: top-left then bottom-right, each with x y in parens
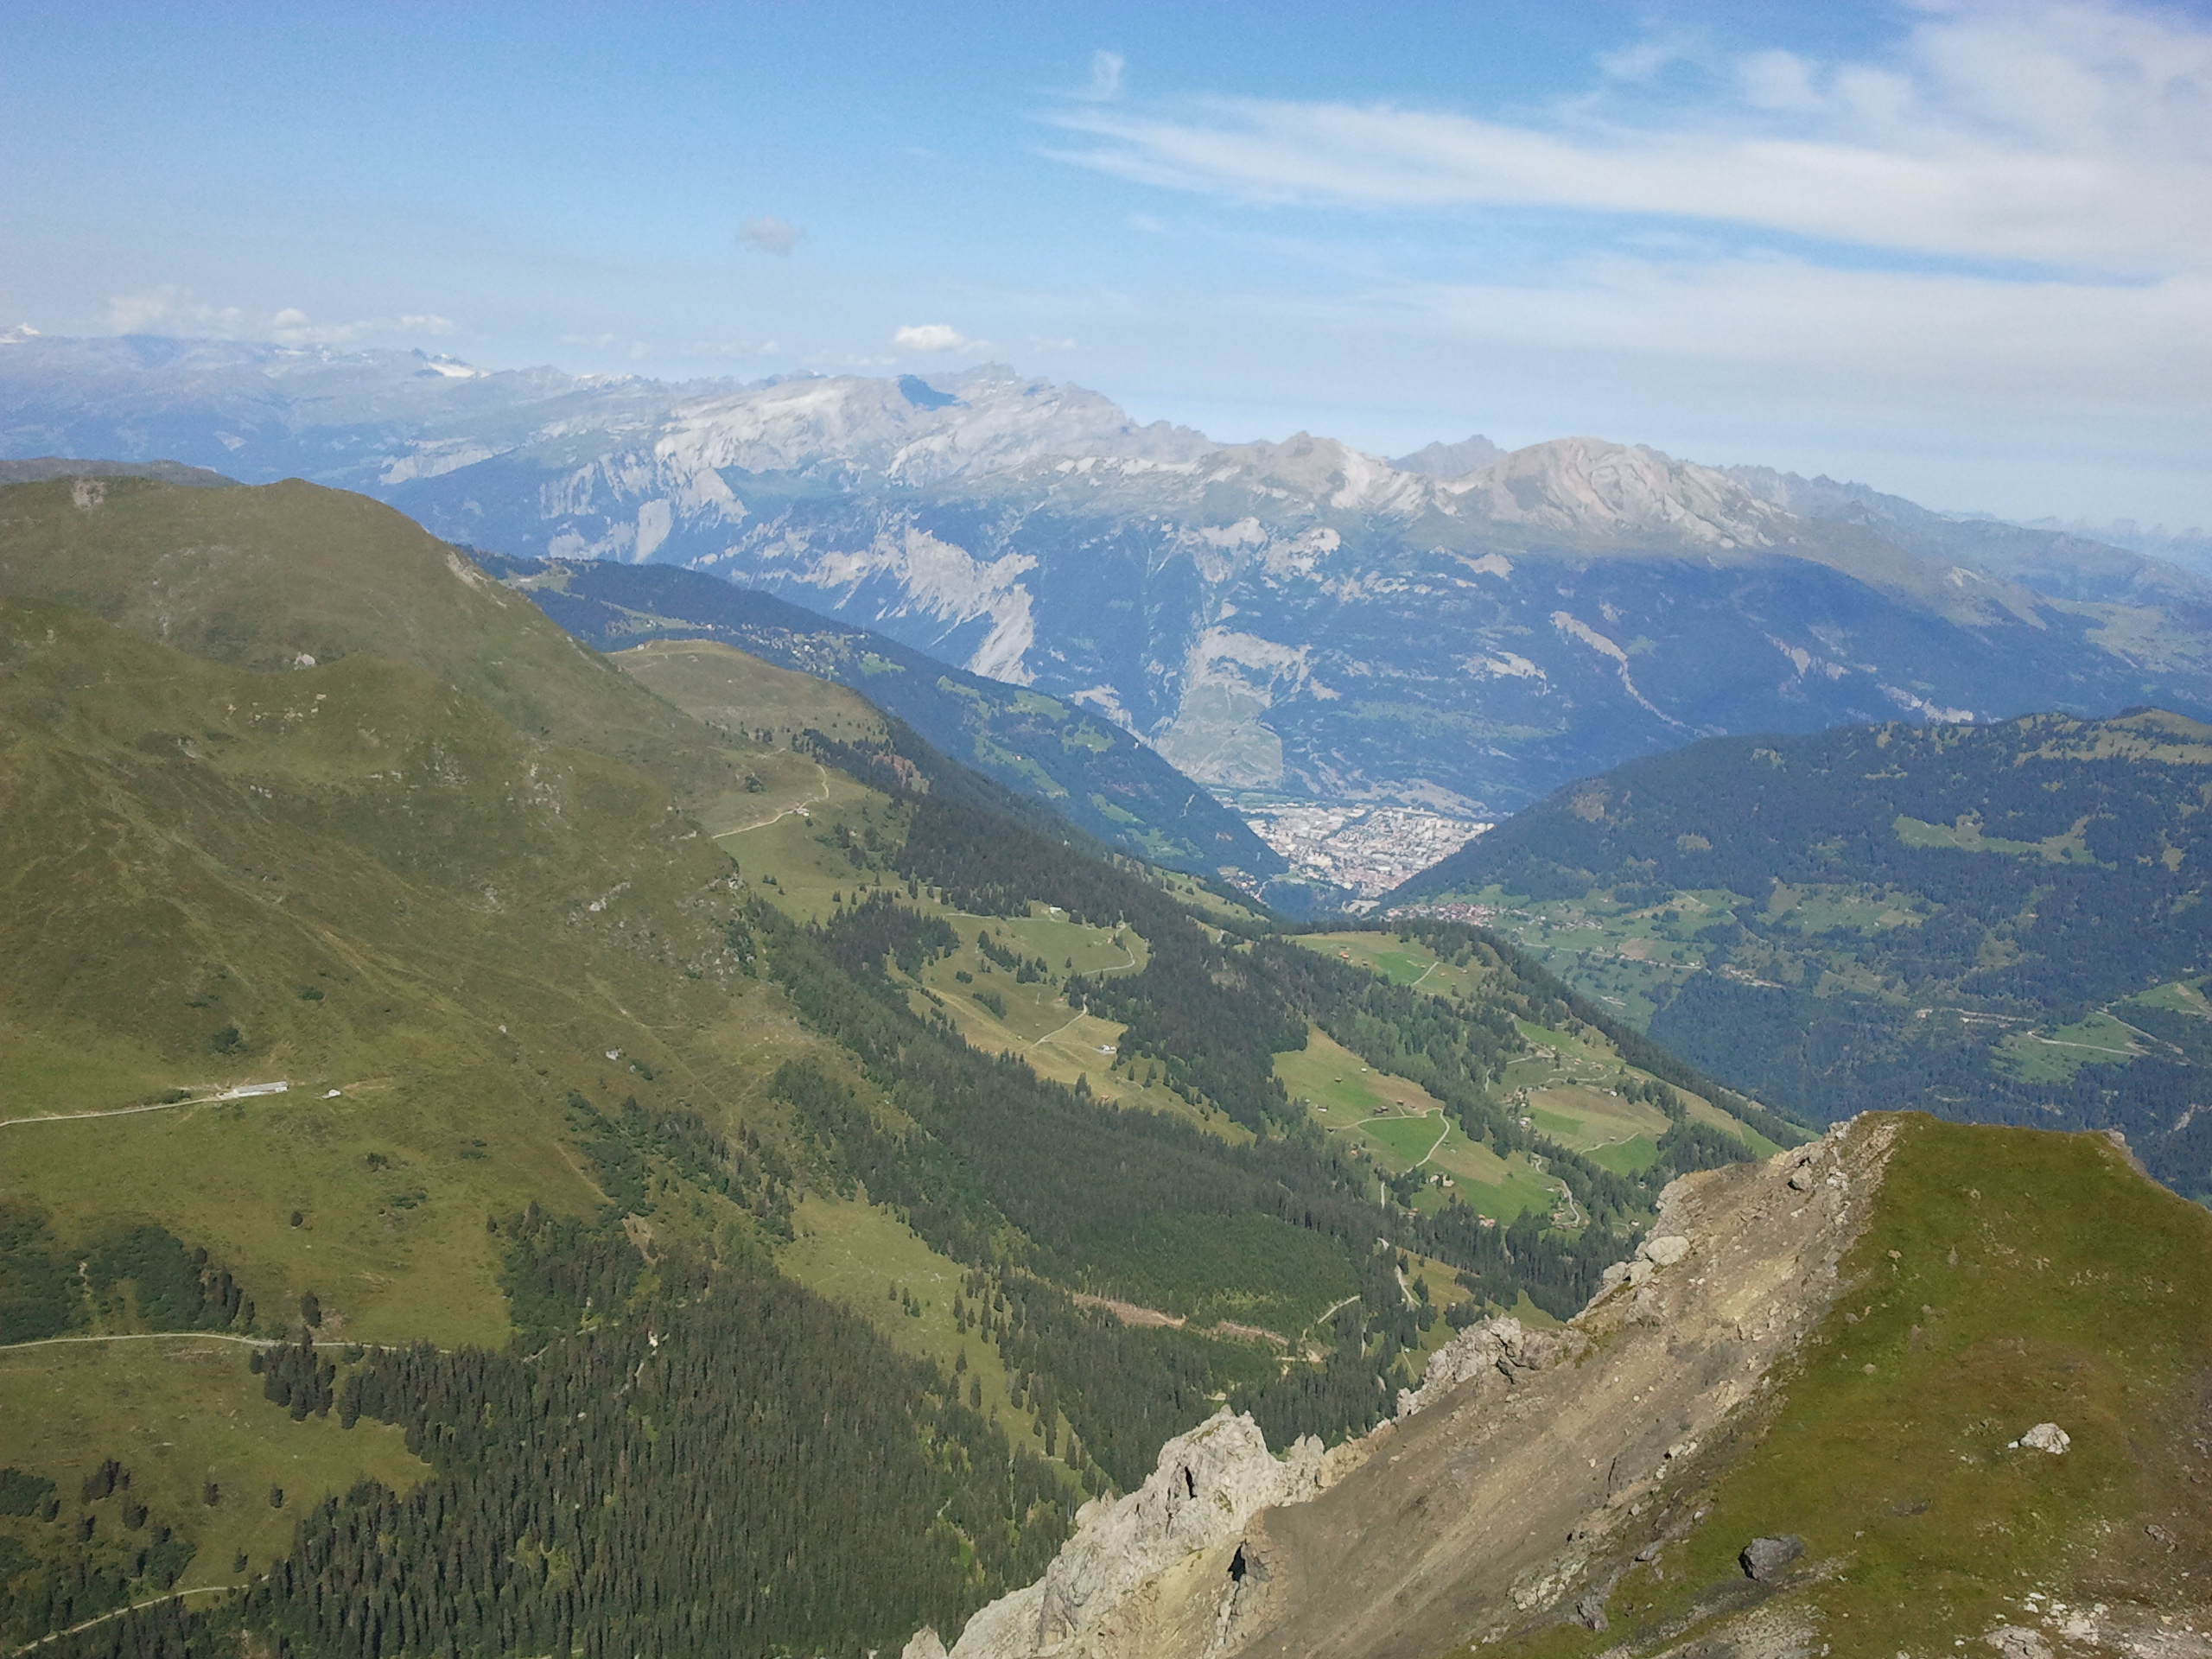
top-left (1230, 798), bottom-right (1491, 900)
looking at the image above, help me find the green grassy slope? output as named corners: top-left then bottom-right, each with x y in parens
top-left (0, 594), bottom-right (797, 1344)
top-left (0, 475), bottom-right (778, 823)
top-left (1494, 1115), bottom-right (2212, 1656)
top-left (1389, 710), bottom-right (2212, 1193)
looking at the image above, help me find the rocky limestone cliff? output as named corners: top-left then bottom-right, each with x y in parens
top-left (909, 1410), bottom-right (1330, 1659)
top-left (912, 1116), bottom-right (1901, 1659)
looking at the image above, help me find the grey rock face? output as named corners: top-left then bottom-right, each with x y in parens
top-left (1738, 1535), bottom-right (1805, 1582)
top-left (940, 1409), bottom-right (1324, 1659)
top-left (1394, 1314), bottom-right (1589, 1421)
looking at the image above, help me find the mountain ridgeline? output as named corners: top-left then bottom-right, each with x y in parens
top-left (1393, 709), bottom-right (2212, 1196)
top-left (4, 334), bottom-right (2206, 835)
top-left (0, 474), bottom-right (1796, 1659)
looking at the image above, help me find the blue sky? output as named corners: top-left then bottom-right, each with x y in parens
top-left (3, 1), bottom-right (2209, 524)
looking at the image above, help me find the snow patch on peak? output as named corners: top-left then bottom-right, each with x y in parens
top-left (651, 369), bottom-right (1207, 487)
top-left (416, 353), bottom-right (486, 379)
top-left (1210, 433), bottom-right (1430, 517)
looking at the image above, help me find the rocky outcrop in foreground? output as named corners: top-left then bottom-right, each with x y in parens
top-left (904, 1411), bottom-right (1328, 1659)
top-left (912, 1117), bottom-right (1904, 1659)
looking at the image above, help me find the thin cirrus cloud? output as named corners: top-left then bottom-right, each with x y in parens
top-left (1045, 2), bottom-right (2212, 276)
top-left (739, 216), bottom-right (804, 256)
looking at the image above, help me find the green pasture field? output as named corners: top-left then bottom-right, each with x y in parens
top-left (1893, 810), bottom-right (2094, 863)
top-left (1070, 1211), bottom-right (1357, 1334)
top-left (1292, 931), bottom-right (1500, 1002)
top-left (0, 1337), bottom-right (426, 1589)
top-left (1523, 1084), bottom-right (1671, 1157)
top-left (711, 774), bottom-right (895, 924)
top-left (616, 637), bottom-right (887, 752)
top-left (1278, 1030), bottom-right (1554, 1222)
top-left (1580, 1135), bottom-right (1661, 1176)
top-left (1278, 1028), bottom-right (1449, 1123)
top-left (2130, 976), bottom-right (2210, 1018)
top-left (1360, 1114), bottom-right (1448, 1163)
top-left (903, 912), bottom-right (1251, 1137)
top-left (1504, 1020), bottom-right (1773, 1156)
top-left (1406, 885), bottom-right (1758, 1028)
top-left (1770, 887), bottom-right (1926, 936)
top-left (0, 1077), bottom-right (575, 1350)
top-left (1142, 868), bottom-right (1266, 930)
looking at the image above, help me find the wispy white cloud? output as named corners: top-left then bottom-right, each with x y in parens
top-left (1046, 2), bottom-right (2212, 276)
top-left (739, 215), bottom-right (804, 256)
top-left (1083, 49), bottom-right (1124, 102)
top-left (1593, 29), bottom-right (1712, 85)
top-left (892, 322), bottom-right (977, 353)
top-left (683, 337), bottom-right (781, 360)
top-left (560, 331), bottom-right (780, 364)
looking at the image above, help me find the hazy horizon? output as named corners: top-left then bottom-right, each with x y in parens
top-left (4, 1), bottom-right (2209, 524)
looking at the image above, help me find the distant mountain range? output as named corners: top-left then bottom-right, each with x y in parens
top-left (6, 331), bottom-right (2209, 826)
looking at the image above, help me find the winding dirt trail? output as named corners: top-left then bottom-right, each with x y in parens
top-left (712, 760), bottom-right (831, 838)
top-left (0, 1082), bottom-right (299, 1130)
top-left (0, 1331), bottom-right (434, 1357)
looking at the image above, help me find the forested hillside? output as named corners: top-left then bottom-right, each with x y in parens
top-left (1391, 709), bottom-right (2212, 1195)
top-left (0, 474), bottom-right (1793, 1659)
